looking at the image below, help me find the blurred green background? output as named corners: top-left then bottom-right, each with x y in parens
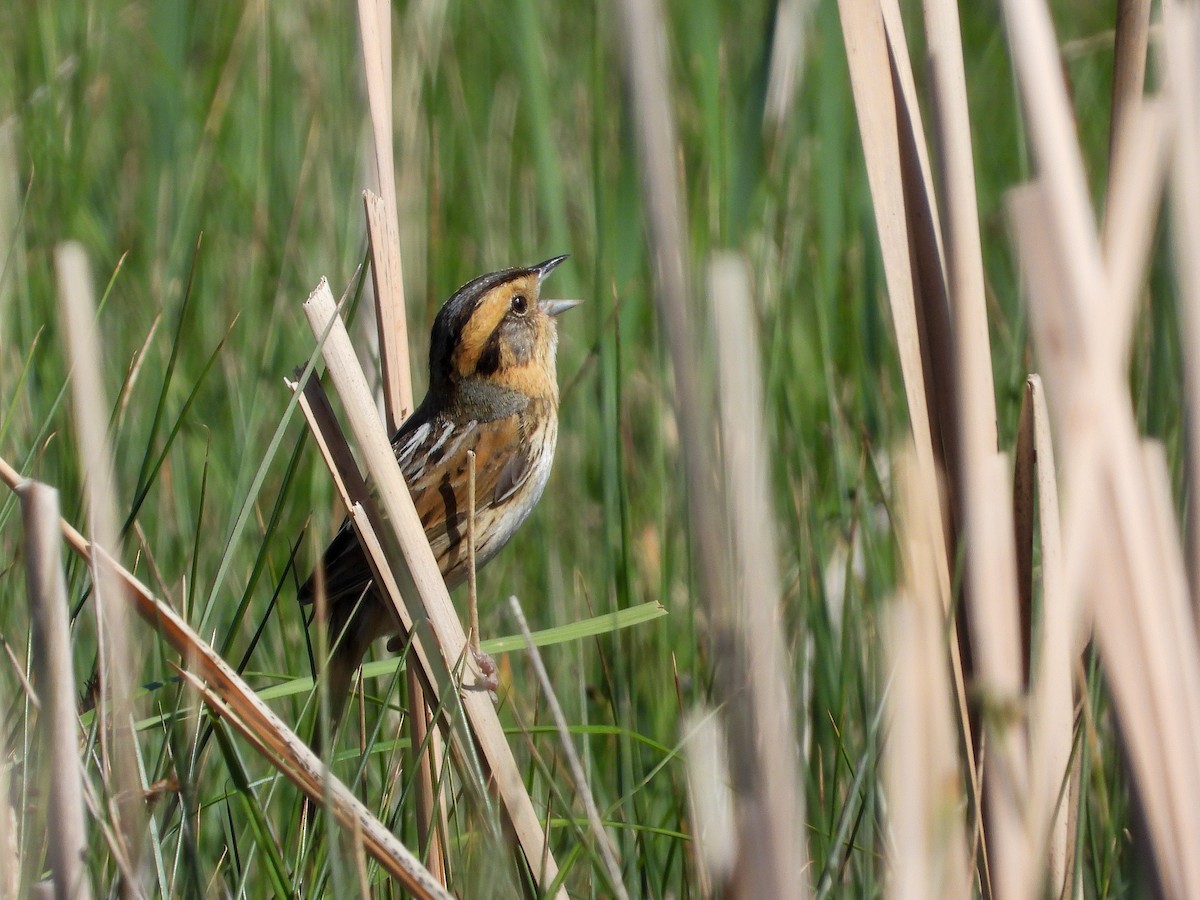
top-left (0, 1), bottom-right (1167, 895)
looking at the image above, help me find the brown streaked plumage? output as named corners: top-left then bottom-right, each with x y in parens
top-left (299, 255), bottom-right (574, 735)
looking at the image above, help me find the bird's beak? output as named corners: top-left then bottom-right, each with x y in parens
top-left (539, 298), bottom-right (581, 317)
top-left (532, 254), bottom-right (570, 286)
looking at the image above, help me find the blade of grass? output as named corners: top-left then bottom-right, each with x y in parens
top-left (509, 595), bottom-right (628, 899)
top-left (131, 234), bottom-right (204, 507)
top-left (210, 717), bottom-right (294, 900)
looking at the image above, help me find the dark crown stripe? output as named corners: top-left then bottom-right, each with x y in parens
top-left (431, 266), bottom-right (526, 384)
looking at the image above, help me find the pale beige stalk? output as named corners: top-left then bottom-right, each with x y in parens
top-left (19, 481), bottom-right (92, 900)
top-left (55, 241), bottom-right (146, 891)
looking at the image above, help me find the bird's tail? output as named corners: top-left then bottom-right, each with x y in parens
top-left (309, 588), bottom-right (395, 753)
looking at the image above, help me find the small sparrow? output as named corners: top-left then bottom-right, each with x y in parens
top-left (299, 255), bottom-right (575, 729)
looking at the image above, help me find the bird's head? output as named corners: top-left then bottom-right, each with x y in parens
top-left (428, 255), bottom-right (575, 402)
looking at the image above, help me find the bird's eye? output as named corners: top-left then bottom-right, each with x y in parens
top-left (510, 294), bottom-right (529, 315)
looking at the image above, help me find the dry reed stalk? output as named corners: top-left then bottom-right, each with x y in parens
top-left (363, 190), bottom-right (413, 428)
top-left (999, 1), bottom-right (1107, 327)
top-left (291, 368), bottom-right (450, 870)
top-left (616, 0), bottom-right (811, 890)
top-left (923, 0), bottom-right (994, 452)
top-left (1102, 100), bottom-right (1170, 364)
top-left (763, 0), bottom-right (815, 128)
top-left (1002, 2), bottom-right (1200, 892)
top-left (403, 660), bottom-right (445, 883)
top-left (680, 708), bottom-right (734, 895)
top-left (357, 0), bottom-right (396, 228)
top-left (966, 453), bottom-right (1030, 900)
top-left (836, 0), bottom-right (984, 872)
top-left (466, 451), bottom-right (480, 655)
top-left (1009, 179), bottom-right (1200, 897)
top-left (876, 0), bottom-right (957, 468)
top-left (1141, 440), bottom-right (1197, 695)
top-left (920, 0), bottom-right (1040, 891)
top-left (293, 371), bottom-right (370, 506)
top-left (54, 242), bottom-right (146, 891)
top-left (19, 481), bottom-right (92, 900)
top-left (0, 456), bottom-right (450, 899)
top-left (174, 665), bottom-right (450, 899)
top-left (1015, 375), bottom-right (1072, 896)
top-left (358, 1), bottom-right (413, 428)
top-left (1108, 0), bottom-right (1153, 179)
top-left (709, 255), bottom-right (808, 892)
top-left (302, 281), bottom-right (564, 896)
top-left (508, 597), bottom-right (628, 900)
top-left (886, 449), bottom-right (971, 900)
top-left (836, 0), bottom-right (951, 611)
top-left (358, 0), bottom-right (440, 870)
top-left (1012, 389), bottom-right (1036, 654)
top-left (1162, 1), bottom-right (1200, 598)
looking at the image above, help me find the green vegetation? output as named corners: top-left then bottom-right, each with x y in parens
top-left (0, 1), bottom-right (1161, 895)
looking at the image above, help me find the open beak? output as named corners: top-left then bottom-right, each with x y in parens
top-left (532, 254), bottom-right (570, 286)
top-left (539, 298), bottom-right (581, 317)
top-left (532, 255), bottom-right (578, 317)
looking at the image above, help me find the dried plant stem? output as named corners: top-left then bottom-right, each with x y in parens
top-left (1108, 0), bottom-right (1152, 173)
top-left (363, 191), bottom-right (413, 427)
top-left (175, 666), bottom-right (449, 899)
top-left (0, 455), bottom-right (450, 900)
top-left (357, 1), bottom-right (411, 430)
top-left (1002, 4), bottom-right (1200, 894)
top-left (887, 450), bottom-right (971, 900)
top-left (709, 255), bottom-right (809, 894)
top-left (19, 481), bottom-right (92, 900)
top-left (1102, 100), bottom-right (1169, 364)
top-left (1011, 178), bottom-right (1200, 897)
top-left (360, 4), bottom-right (433, 867)
top-left (467, 450), bottom-right (480, 655)
top-left (1018, 376), bottom-right (1073, 896)
top-left (1162, 1), bottom-right (1200, 598)
top-left (837, 0), bottom-right (983, 875)
top-left (54, 241), bottom-right (146, 890)
top-left (680, 708), bottom-right (734, 892)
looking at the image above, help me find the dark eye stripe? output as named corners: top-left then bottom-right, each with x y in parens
top-left (475, 326), bottom-right (504, 376)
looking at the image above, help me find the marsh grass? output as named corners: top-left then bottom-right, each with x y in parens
top-left (0, 0), bottom-right (1190, 896)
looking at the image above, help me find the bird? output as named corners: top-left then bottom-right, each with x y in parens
top-left (298, 255), bottom-right (576, 735)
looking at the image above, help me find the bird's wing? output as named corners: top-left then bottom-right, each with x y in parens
top-left (299, 405), bottom-right (533, 603)
top-left (297, 401), bottom-right (438, 606)
top-left (406, 412), bottom-right (531, 535)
